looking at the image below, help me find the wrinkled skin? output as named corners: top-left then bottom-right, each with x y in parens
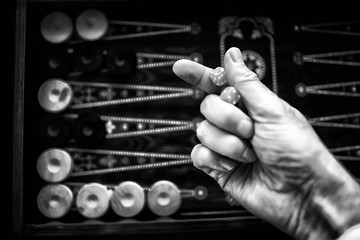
top-left (173, 47), bottom-right (360, 240)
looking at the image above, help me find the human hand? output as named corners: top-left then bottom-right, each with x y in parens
top-left (172, 47), bottom-right (360, 240)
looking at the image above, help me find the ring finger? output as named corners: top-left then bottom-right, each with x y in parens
top-left (196, 120), bottom-right (256, 162)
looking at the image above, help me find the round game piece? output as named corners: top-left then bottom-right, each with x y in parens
top-left (191, 117), bottom-right (204, 131)
top-left (73, 45), bottom-right (104, 73)
top-left (295, 83), bottom-right (307, 97)
top-left (37, 184), bottom-right (73, 219)
top-left (76, 9), bottom-right (108, 41)
top-left (147, 180), bottom-right (181, 217)
top-left (39, 114), bottom-right (69, 147)
top-left (110, 181), bottom-right (145, 217)
top-left (220, 86), bottom-right (241, 105)
top-left (190, 22), bottom-right (201, 35)
top-left (293, 52), bottom-right (304, 65)
top-left (242, 50), bottom-right (267, 81)
top-left (37, 148), bottom-right (73, 183)
top-left (41, 47), bottom-right (72, 77)
top-left (73, 112), bottom-right (105, 147)
top-left (190, 52), bottom-right (203, 63)
top-left (76, 183), bottom-right (112, 219)
top-left (41, 11), bottom-right (73, 44)
top-left (38, 79), bottom-right (73, 113)
top-left (191, 86), bottom-right (205, 100)
top-left (193, 186), bottom-right (208, 200)
top-left (105, 47), bottom-right (137, 77)
top-left (209, 67), bottom-right (227, 86)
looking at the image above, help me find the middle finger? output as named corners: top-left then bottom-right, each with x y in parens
top-left (200, 94), bottom-right (254, 139)
top-left (196, 120), bottom-right (256, 162)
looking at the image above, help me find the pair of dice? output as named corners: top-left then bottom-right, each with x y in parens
top-left (209, 67), bottom-right (241, 105)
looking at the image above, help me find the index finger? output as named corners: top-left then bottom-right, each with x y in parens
top-left (172, 59), bottom-right (223, 94)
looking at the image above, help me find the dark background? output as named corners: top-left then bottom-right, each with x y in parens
top-left (8, 1), bottom-right (360, 239)
top-left (8, 0), bottom-right (16, 238)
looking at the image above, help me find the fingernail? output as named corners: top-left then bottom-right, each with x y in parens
top-left (220, 86), bottom-right (241, 105)
top-left (220, 159), bottom-right (236, 171)
top-left (236, 119), bottom-right (254, 138)
top-left (229, 48), bottom-right (242, 63)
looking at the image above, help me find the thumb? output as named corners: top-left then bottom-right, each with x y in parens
top-left (224, 47), bottom-right (285, 121)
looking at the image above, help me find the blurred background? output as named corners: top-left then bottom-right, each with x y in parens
top-left (10, 1), bottom-right (359, 239)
